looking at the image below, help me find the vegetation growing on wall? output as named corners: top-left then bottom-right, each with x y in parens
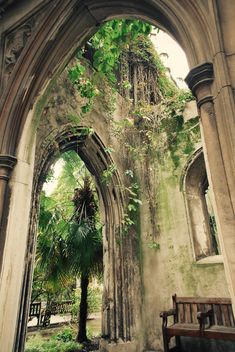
top-left (89, 20), bottom-right (152, 84)
top-left (29, 18), bottom-right (207, 352)
top-left (54, 19), bottom-right (199, 252)
top-left (67, 19), bottom-right (182, 115)
top-left (68, 20), bottom-right (153, 116)
top-left (67, 19), bottom-right (196, 164)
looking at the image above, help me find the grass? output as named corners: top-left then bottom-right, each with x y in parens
top-left (25, 326), bottom-right (82, 352)
top-left (25, 318), bottom-right (101, 352)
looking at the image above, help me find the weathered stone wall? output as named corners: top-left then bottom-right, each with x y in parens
top-left (119, 95), bottom-right (230, 350)
top-left (30, 61), bottom-right (230, 351)
top-left (30, 65), bottom-right (144, 351)
top-left (139, 144), bottom-right (229, 350)
top-left (1, 2), bottom-right (235, 351)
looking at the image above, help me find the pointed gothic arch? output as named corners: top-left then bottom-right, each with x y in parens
top-left (15, 126), bottom-right (141, 351)
top-left (0, 2), bottom-right (235, 351)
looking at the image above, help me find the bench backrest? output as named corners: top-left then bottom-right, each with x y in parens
top-left (29, 302), bottom-right (41, 317)
top-left (48, 300), bottom-right (73, 315)
top-left (173, 295), bottom-right (235, 327)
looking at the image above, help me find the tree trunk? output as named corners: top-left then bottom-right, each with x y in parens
top-left (77, 273), bottom-right (89, 342)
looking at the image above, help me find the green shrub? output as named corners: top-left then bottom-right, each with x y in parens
top-left (54, 327), bottom-right (73, 342)
top-left (25, 335), bottom-right (44, 352)
top-left (25, 331), bottom-right (82, 352)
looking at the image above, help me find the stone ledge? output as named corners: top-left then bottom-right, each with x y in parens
top-left (195, 255), bottom-right (223, 265)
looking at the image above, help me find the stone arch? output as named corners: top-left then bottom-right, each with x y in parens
top-left (0, 0), bottom-right (215, 155)
top-left (16, 125), bottom-right (140, 351)
top-left (1, 2), bottom-right (235, 351)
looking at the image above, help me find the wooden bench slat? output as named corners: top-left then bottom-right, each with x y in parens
top-left (185, 303), bottom-right (191, 323)
top-left (214, 304), bottom-right (223, 325)
top-left (204, 326), bottom-right (235, 341)
top-left (167, 323), bottom-right (201, 338)
top-left (192, 303), bottom-right (198, 324)
top-left (175, 297), bottom-right (231, 305)
top-left (222, 304), bottom-right (231, 327)
top-left (228, 305), bottom-right (235, 327)
top-left (199, 303), bottom-right (205, 313)
top-left (179, 304), bottom-right (185, 323)
top-left (212, 304), bottom-right (218, 325)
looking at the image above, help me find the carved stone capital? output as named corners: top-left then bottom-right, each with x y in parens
top-left (0, 155), bottom-right (17, 181)
top-left (185, 62), bottom-right (214, 96)
top-left (197, 95), bottom-right (214, 109)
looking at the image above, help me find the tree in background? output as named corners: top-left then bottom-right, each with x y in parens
top-left (33, 151), bottom-right (103, 342)
top-left (70, 176), bottom-right (103, 342)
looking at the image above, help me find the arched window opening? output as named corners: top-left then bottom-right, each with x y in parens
top-left (184, 150), bottom-right (220, 261)
top-left (20, 125), bottom-right (129, 352)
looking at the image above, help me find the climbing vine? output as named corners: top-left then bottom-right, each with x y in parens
top-left (66, 18), bottom-right (199, 252)
top-left (68, 20), bottom-right (153, 116)
top-left (90, 19), bottom-right (152, 84)
top-left (68, 60), bottom-right (96, 114)
top-left (123, 170), bottom-right (142, 229)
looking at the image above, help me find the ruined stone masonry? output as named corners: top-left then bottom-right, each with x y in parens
top-left (0, 1), bottom-right (235, 352)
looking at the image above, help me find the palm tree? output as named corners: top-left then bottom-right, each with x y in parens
top-left (34, 153), bottom-right (103, 342)
top-left (69, 176), bottom-right (103, 342)
top-left (35, 192), bottom-right (73, 309)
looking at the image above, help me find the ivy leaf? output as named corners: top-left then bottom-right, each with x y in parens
top-left (81, 104), bottom-right (91, 114)
top-left (132, 199), bottom-right (142, 205)
top-left (128, 204), bottom-right (137, 212)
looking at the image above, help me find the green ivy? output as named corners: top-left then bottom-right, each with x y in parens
top-left (68, 61), bottom-right (96, 115)
top-left (90, 19), bottom-right (152, 84)
top-left (68, 19), bottom-right (153, 110)
top-left (148, 240), bottom-right (160, 250)
top-left (121, 171), bottom-right (142, 236)
top-left (101, 163), bottom-right (117, 185)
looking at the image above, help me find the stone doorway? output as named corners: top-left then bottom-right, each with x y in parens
top-left (17, 125), bottom-right (142, 351)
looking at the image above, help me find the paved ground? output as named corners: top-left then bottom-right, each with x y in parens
top-left (28, 313), bottom-right (71, 327)
top-left (27, 312), bottom-right (101, 328)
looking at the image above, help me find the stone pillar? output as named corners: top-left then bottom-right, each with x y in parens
top-left (0, 155), bottom-right (17, 269)
top-left (186, 63), bottom-right (235, 312)
top-left (14, 193), bottom-right (39, 352)
top-left (0, 128), bottom-right (35, 351)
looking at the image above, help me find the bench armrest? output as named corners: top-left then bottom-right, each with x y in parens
top-left (160, 309), bottom-right (176, 328)
top-left (197, 309), bottom-right (213, 333)
top-left (160, 309), bottom-right (176, 318)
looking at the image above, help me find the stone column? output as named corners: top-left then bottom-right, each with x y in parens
top-left (186, 63), bottom-right (235, 312)
top-left (0, 155), bottom-right (17, 269)
top-left (0, 136), bottom-right (35, 351)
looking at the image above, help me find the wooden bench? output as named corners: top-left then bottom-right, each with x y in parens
top-left (41, 300), bottom-right (73, 326)
top-left (28, 302), bottom-right (42, 326)
top-left (160, 294), bottom-right (235, 352)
